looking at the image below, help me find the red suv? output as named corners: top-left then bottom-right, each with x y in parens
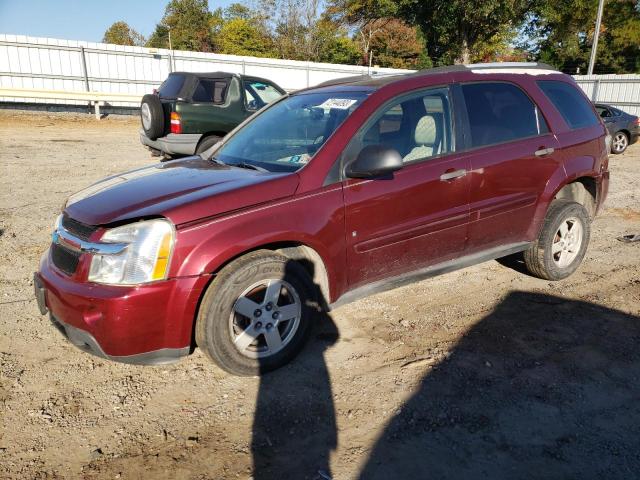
top-left (35, 63), bottom-right (610, 376)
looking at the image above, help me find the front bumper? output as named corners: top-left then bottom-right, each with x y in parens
top-left (139, 129), bottom-right (202, 156)
top-left (35, 249), bottom-right (210, 365)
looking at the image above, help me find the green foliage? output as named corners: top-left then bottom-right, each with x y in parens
top-left (147, 0), bottom-right (213, 51)
top-left (320, 36), bottom-right (361, 64)
top-left (369, 19), bottom-right (427, 69)
top-left (102, 21), bottom-right (145, 46)
top-left (146, 25), bottom-right (170, 49)
top-left (527, 0), bottom-right (640, 73)
top-left (217, 18), bottom-right (276, 57)
top-left (113, 0), bottom-right (640, 72)
top-left (328, 0), bottom-right (533, 65)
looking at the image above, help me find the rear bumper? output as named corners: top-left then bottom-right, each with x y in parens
top-left (35, 249), bottom-right (210, 365)
top-left (139, 129), bottom-right (202, 155)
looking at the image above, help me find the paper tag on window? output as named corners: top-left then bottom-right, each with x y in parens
top-left (277, 153), bottom-right (311, 164)
top-left (318, 98), bottom-right (357, 110)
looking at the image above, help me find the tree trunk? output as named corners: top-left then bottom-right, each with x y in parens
top-left (457, 32), bottom-right (471, 65)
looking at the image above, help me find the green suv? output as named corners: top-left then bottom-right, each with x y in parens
top-left (139, 72), bottom-right (285, 158)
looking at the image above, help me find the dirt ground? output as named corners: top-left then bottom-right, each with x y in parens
top-left (1, 110), bottom-right (639, 480)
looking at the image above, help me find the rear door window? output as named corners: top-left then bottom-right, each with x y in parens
top-left (461, 82), bottom-right (546, 148)
top-left (192, 79), bottom-right (229, 104)
top-left (158, 74), bottom-right (186, 99)
top-left (537, 80), bottom-right (599, 129)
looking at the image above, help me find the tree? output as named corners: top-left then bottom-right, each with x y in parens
top-left (410, 0), bottom-right (532, 65)
top-left (102, 21), bottom-right (145, 46)
top-left (369, 19), bottom-right (430, 69)
top-left (217, 18), bottom-right (276, 57)
top-left (329, 0), bottom-right (534, 65)
top-left (526, 0), bottom-right (640, 74)
top-left (327, 0), bottom-right (406, 65)
top-left (319, 35), bottom-right (361, 64)
top-left (146, 24), bottom-right (170, 49)
top-left (147, 0), bottom-right (213, 51)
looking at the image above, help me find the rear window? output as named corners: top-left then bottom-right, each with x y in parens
top-left (462, 82), bottom-right (547, 148)
top-left (537, 80), bottom-right (599, 129)
top-left (158, 74), bottom-right (185, 99)
top-left (192, 79), bottom-right (228, 103)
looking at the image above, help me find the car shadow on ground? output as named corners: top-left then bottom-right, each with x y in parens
top-left (495, 251), bottom-right (531, 275)
top-left (357, 291), bottom-right (640, 479)
top-left (252, 260), bottom-right (339, 480)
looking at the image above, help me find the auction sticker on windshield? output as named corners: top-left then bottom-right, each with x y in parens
top-left (318, 98), bottom-right (358, 110)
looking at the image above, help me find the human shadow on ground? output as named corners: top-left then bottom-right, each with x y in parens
top-left (358, 291), bottom-right (640, 479)
top-left (252, 259), bottom-right (339, 480)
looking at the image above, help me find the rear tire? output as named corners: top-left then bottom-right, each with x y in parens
top-left (195, 251), bottom-right (317, 376)
top-left (140, 94), bottom-right (165, 140)
top-left (524, 201), bottom-right (591, 280)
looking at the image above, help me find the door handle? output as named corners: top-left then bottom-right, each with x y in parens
top-left (440, 169), bottom-right (467, 181)
top-left (534, 147), bottom-right (555, 157)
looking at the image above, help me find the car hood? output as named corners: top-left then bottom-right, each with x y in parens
top-left (64, 156), bottom-right (299, 226)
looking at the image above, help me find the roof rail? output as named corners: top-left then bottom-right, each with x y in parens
top-left (464, 62), bottom-right (557, 71)
top-left (313, 74), bottom-right (374, 88)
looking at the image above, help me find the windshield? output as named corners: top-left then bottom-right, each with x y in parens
top-left (214, 91), bottom-right (369, 172)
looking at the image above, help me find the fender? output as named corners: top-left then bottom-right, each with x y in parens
top-left (527, 154), bottom-right (599, 240)
top-left (172, 184), bottom-right (348, 302)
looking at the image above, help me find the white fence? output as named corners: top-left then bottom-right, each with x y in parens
top-left (0, 34), bottom-right (408, 107)
top-left (574, 74), bottom-right (640, 116)
top-left (1, 34), bottom-right (638, 115)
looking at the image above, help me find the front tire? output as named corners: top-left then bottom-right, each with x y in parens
top-left (195, 135), bottom-right (222, 155)
top-left (524, 201), bottom-right (591, 280)
top-left (195, 251), bottom-right (316, 376)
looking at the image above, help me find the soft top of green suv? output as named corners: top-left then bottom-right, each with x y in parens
top-left (139, 71), bottom-right (285, 158)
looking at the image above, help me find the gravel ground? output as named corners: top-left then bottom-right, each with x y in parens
top-left (1, 111), bottom-right (639, 480)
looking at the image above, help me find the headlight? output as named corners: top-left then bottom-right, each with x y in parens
top-left (88, 219), bottom-right (175, 285)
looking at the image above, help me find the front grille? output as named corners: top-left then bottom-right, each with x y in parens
top-left (51, 242), bottom-right (81, 276)
top-left (62, 214), bottom-right (98, 240)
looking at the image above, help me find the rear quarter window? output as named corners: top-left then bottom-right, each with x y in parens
top-left (537, 80), bottom-right (599, 130)
top-left (192, 79), bottom-right (229, 104)
top-left (158, 75), bottom-right (185, 99)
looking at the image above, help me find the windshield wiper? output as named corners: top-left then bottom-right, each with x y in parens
top-left (208, 155), bottom-right (226, 166)
top-left (231, 162), bottom-right (268, 173)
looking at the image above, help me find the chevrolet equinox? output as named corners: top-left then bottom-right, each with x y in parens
top-left (35, 63), bottom-right (610, 376)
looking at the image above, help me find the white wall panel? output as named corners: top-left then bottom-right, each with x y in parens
top-left (1, 34), bottom-right (637, 113)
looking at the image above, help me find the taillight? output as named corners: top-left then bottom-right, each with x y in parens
top-left (635, 117), bottom-right (640, 127)
top-left (170, 112), bottom-right (182, 134)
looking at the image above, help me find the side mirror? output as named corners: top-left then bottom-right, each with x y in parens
top-left (345, 144), bottom-right (403, 179)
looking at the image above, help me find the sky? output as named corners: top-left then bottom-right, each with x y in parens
top-left (0, 0), bottom-right (236, 43)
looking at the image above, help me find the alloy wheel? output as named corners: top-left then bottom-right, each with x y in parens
top-left (612, 132), bottom-right (628, 153)
top-left (551, 217), bottom-right (583, 268)
top-left (229, 279), bottom-right (301, 359)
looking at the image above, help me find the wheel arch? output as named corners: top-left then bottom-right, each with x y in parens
top-left (617, 129), bottom-right (630, 139)
top-left (195, 131), bottom-right (227, 151)
top-left (528, 166), bottom-right (599, 240)
top-left (205, 241), bottom-right (332, 307)
top-left (553, 176), bottom-right (597, 218)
